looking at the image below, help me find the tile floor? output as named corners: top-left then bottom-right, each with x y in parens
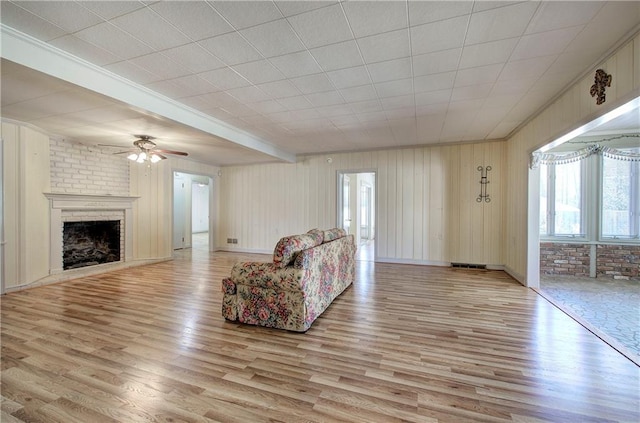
top-left (539, 275), bottom-right (639, 366)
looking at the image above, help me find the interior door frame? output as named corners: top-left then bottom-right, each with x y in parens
top-left (337, 169), bottom-right (377, 257)
top-left (172, 169), bottom-right (216, 252)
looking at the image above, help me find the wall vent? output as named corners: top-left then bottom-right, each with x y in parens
top-left (451, 262), bottom-right (487, 270)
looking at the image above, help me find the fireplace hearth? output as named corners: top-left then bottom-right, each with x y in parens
top-left (63, 220), bottom-right (121, 270)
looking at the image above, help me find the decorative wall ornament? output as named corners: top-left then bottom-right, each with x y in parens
top-left (476, 166), bottom-right (491, 203)
top-left (530, 142), bottom-right (640, 169)
top-left (590, 69), bottom-right (612, 105)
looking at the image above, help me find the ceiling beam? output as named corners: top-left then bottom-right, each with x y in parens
top-left (1, 25), bottom-right (296, 163)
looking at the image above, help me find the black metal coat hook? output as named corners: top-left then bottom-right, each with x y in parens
top-left (477, 166), bottom-right (491, 203)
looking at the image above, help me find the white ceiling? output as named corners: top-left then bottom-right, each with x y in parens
top-left (1, 1), bottom-right (639, 166)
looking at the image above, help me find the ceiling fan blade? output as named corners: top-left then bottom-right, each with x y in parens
top-left (113, 150), bottom-right (136, 155)
top-left (155, 149), bottom-right (188, 156)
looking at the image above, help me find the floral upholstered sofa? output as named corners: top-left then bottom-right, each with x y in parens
top-left (221, 228), bottom-right (356, 332)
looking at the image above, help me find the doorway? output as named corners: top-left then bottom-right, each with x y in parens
top-left (338, 171), bottom-right (376, 261)
top-left (173, 171), bottom-right (212, 251)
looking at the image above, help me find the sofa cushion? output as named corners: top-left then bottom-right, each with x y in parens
top-left (273, 233), bottom-right (322, 268)
top-left (306, 228), bottom-right (324, 245)
top-left (323, 228), bottom-right (347, 243)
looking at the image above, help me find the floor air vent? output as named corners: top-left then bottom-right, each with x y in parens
top-left (451, 263), bottom-right (487, 270)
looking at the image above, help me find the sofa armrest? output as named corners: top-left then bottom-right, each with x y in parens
top-left (230, 261), bottom-right (306, 291)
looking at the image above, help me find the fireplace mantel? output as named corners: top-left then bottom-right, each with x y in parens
top-left (44, 193), bottom-right (138, 274)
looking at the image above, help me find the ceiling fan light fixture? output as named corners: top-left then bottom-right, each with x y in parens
top-left (127, 153), bottom-right (139, 161)
top-left (150, 153), bottom-right (163, 163)
top-left (136, 152), bottom-right (147, 163)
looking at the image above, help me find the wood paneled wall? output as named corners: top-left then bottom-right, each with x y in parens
top-left (1, 122), bottom-right (51, 290)
top-left (505, 32), bottom-right (640, 284)
top-left (219, 141), bottom-right (505, 267)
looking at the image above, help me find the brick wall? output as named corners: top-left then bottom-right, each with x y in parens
top-left (50, 138), bottom-right (129, 195)
top-left (540, 242), bottom-right (640, 280)
top-left (540, 243), bottom-right (590, 277)
top-left (596, 244), bottom-right (640, 280)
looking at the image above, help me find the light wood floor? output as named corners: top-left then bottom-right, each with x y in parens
top-left (2, 247), bottom-right (638, 423)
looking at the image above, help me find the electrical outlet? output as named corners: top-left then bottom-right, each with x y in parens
top-left (227, 238), bottom-right (232, 243)
top-left (232, 239), bottom-right (238, 244)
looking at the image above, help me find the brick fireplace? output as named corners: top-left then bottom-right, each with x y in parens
top-left (45, 193), bottom-right (137, 275)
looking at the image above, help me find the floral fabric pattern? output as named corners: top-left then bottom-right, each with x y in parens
top-left (272, 233), bottom-right (322, 268)
top-left (222, 232), bottom-right (356, 332)
top-left (323, 228), bottom-right (346, 243)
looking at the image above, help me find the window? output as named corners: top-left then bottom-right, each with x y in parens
top-left (540, 161), bottom-right (585, 237)
top-left (539, 147), bottom-right (640, 242)
top-left (602, 148), bottom-right (640, 239)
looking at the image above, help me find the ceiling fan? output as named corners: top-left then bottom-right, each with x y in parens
top-left (101, 135), bottom-right (188, 164)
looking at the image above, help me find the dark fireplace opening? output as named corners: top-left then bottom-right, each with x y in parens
top-left (63, 220), bottom-right (121, 270)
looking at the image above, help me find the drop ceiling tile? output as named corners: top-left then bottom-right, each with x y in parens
top-left (0, 2), bottom-right (67, 41)
top-left (414, 71), bottom-right (456, 93)
top-left (275, 1), bottom-right (336, 17)
top-left (103, 61), bottom-right (162, 85)
top-left (110, 7), bottom-right (192, 51)
top-left (128, 52), bottom-right (192, 80)
top-left (255, 80), bottom-right (302, 99)
top-left (291, 73), bottom-right (335, 94)
top-left (277, 95), bottom-right (314, 111)
top-left (218, 101), bottom-right (259, 118)
top-left (340, 85), bottom-right (377, 102)
top-left (459, 38), bottom-right (518, 69)
top-left (75, 22), bottom-right (154, 60)
top-left (49, 35), bottom-right (120, 66)
top-left (380, 95), bottom-right (414, 111)
top-left (412, 48), bottom-right (461, 77)
top-left (342, 1), bottom-right (407, 38)
top-left (465, 2), bottom-right (538, 45)
top-left (232, 60), bottom-right (285, 85)
top-left (199, 32), bottom-right (263, 66)
top-left (499, 55), bottom-right (556, 82)
top-left (248, 100), bottom-right (287, 114)
top-left (415, 89), bottom-right (452, 106)
top-left (147, 75), bottom-right (219, 99)
top-left (410, 15), bottom-right (469, 56)
top-left (350, 99), bottom-right (383, 114)
top-left (1, 70), bottom-right (69, 106)
top-left (15, 1), bottom-right (103, 32)
top-left (408, 1), bottom-right (473, 27)
top-left (287, 4), bottom-right (353, 49)
top-left (490, 80), bottom-right (536, 98)
top-left (212, 1), bottom-right (283, 30)
top-left (198, 67), bottom-right (251, 90)
top-left (161, 44), bottom-right (225, 74)
top-left (310, 40), bottom-right (363, 72)
top-left (455, 64), bottom-right (502, 87)
top-left (357, 110), bottom-right (388, 123)
top-left (225, 86), bottom-right (271, 104)
top-left (525, 1), bottom-right (603, 35)
top-left (451, 84), bottom-right (493, 102)
top-left (326, 66), bottom-right (371, 89)
top-left (510, 26), bottom-right (583, 61)
top-left (357, 29), bottom-right (410, 64)
top-left (367, 57), bottom-right (412, 83)
top-left (269, 51), bottom-right (323, 78)
top-left (306, 91), bottom-right (344, 107)
top-left (149, 1), bottom-right (233, 41)
top-left (241, 19), bottom-right (306, 58)
top-left (77, 1), bottom-right (145, 20)
top-left (375, 78), bottom-right (414, 99)
top-left (315, 104), bottom-right (353, 118)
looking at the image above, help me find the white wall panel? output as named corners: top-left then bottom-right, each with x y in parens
top-left (219, 141), bottom-right (506, 265)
